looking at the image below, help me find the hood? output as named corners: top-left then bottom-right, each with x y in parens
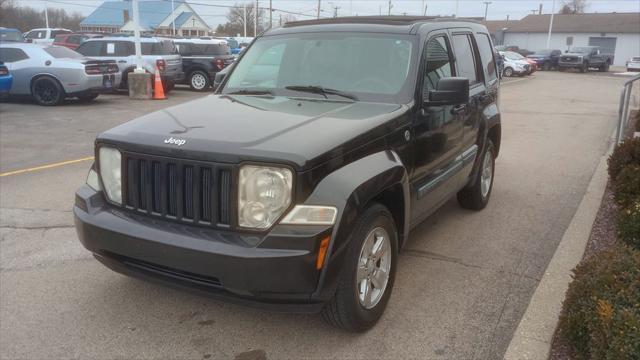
top-left (97, 94), bottom-right (407, 171)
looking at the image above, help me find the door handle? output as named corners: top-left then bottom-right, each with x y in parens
top-left (451, 104), bottom-right (467, 115)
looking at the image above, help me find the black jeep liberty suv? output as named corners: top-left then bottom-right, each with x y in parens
top-left (74, 17), bottom-right (501, 332)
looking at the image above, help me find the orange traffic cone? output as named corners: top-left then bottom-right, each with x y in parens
top-left (153, 69), bottom-right (166, 100)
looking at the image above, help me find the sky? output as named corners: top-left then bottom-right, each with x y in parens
top-left (12, 0), bottom-right (640, 28)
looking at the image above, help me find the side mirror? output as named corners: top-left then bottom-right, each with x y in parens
top-left (427, 77), bottom-right (469, 105)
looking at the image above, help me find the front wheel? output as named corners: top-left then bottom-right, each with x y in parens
top-left (580, 63), bottom-right (588, 73)
top-left (31, 77), bottom-right (64, 106)
top-left (599, 62), bottom-right (610, 72)
top-left (503, 67), bottom-right (513, 77)
top-left (322, 203), bottom-right (398, 332)
top-left (189, 70), bottom-right (210, 92)
top-left (457, 140), bottom-right (495, 210)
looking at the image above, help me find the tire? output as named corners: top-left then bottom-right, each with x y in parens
top-left (503, 67), bottom-right (513, 77)
top-left (542, 61), bottom-right (551, 71)
top-left (321, 203), bottom-right (398, 332)
top-left (31, 76), bottom-right (64, 106)
top-left (189, 70), bottom-right (210, 92)
top-left (580, 63), bottom-right (588, 73)
top-left (77, 93), bottom-right (99, 102)
top-left (162, 80), bottom-right (175, 93)
top-left (599, 62), bottom-right (610, 72)
top-left (457, 140), bottom-right (496, 210)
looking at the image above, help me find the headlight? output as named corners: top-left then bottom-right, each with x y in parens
top-left (98, 147), bottom-right (122, 204)
top-left (238, 165), bottom-right (292, 229)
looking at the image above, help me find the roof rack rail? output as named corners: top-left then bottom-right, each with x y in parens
top-left (283, 15), bottom-right (480, 28)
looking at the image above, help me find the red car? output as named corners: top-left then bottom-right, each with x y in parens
top-left (53, 33), bottom-right (102, 50)
top-left (524, 58), bottom-right (538, 74)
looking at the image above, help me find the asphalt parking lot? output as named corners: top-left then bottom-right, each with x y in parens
top-left (0, 72), bottom-right (629, 359)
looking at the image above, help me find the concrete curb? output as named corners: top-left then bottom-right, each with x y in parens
top-left (503, 135), bottom-right (615, 360)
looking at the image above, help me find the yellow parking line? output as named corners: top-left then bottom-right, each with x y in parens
top-left (0, 157), bottom-right (94, 177)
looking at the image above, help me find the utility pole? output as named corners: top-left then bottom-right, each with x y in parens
top-left (423, 1), bottom-right (428, 15)
top-left (332, 4), bottom-right (340, 17)
top-left (454, 0), bottom-right (459, 17)
top-left (254, 0), bottom-right (258, 37)
top-left (379, 4), bottom-right (382, 15)
top-left (170, 0), bottom-right (176, 35)
top-left (317, 0), bottom-right (321, 19)
top-left (539, 3), bottom-right (543, 14)
top-left (546, 0), bottom-right (556, 48)
top-left (388, 0), bottom-right (392, 16)
top-left (243, 4), bottom-right (247, 37)
top-left (483, 1), bottom-right (492, 21)
top-left (132, 0), bottom-right (143, 72)
top-left (44, 0), bottom-right (49, 28)
top-left (269, 0), bottom-right (272, 29)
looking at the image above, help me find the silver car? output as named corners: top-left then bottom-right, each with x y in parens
top-left (76, 36), bottom-right (183, 92)
top-left (0, 43), bottom-right (121, 105)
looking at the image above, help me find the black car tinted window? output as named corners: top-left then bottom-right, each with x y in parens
top-left (476, 33), bottom-right (497, 82)
top-left (76, 41), bottom-right (103, 56)
top-left (0, 48), bottom-right (29, 62)
top-left (423, 36), bottom-right (453, 92)
top-left (141, 41), bottom-right (177, 55)
top-left (452, 34), bottom-right (479, 84)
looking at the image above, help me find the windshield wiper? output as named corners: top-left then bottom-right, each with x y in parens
top-left (285, 85), bottom-right (358, 101)
top-left (226, 88), bottom-right (275, 96)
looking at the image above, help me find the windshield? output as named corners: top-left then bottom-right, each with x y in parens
top-left (571, 47), bottom-right (593, 54)
top-left (0, 30), bottom-right (23, 42)
top-left (44, 46), bottom-right (83, 59)
top-left (503, 51), bottom-right (524, 60)
top-left (222, 32), bottom-right (416, 102)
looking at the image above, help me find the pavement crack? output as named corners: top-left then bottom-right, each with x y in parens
top-left (0, 225), bottom-right (75, 231)
top-left (400, 248), bottom-right (484, 269)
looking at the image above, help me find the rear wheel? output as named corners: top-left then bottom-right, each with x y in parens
top-left (189, 70), bottom-right (210, 92)
top-left (31, 76), bottom-right (64, 106)
top-left (322, 203), bottom-right (398, 332)
top-left (457, 140), bottom-right (495, 210)
top-left (599, 62), bottom-right (610, 72)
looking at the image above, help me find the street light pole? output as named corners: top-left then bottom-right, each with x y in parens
top-left (243, 3), bottom-right (247, 37)
top-left (269, 0), bottom-right (272, 29)
top-left (131, 0), bottom-right (143, 72)
top-left (170, 0), bottom-right (176, 36)
top-left (546, 0), bottom-right (556, 48)
top-left (483, 1), bottom-right (492, 21)
top-left (254, 0), bottom-right (258, 37)
top-left (317, 0), bottom-right (321, 19)
top-left (44, 0), bottom-right (49, 28)
top-left (388, 0), bottom-right (392, 16)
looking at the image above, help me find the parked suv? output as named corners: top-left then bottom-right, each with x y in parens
top-left (500, 51), bottom-right (531, 76)
top-left (76, 36), bottom-right (183, 92)
top-left (558, 46), bottom-right (613, 73)
top-left (173, 38), bottom-right (235, 91)
top-left (526, 49), bottom-right (562, 71)
top-left (74, 17), bottom-right (501, 331)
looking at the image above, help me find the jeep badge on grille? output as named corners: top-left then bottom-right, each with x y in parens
top-left (164, 137), bottom-right (186, 146)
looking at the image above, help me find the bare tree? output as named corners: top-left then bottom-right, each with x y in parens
top-left (559, 0), bottom-right (589, 14)
top-left (215, 3), bottom-right (265, 36)
top-left (0, 0), bottom-right (83, 31)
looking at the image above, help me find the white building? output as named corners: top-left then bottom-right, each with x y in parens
top-left (499, 12), bottom-right (640, 66)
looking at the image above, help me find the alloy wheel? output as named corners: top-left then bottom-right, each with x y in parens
top-left (356, 227), bottom-right (392, 309)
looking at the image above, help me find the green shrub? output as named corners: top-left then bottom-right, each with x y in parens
top-left (614, 165), bottom-right (640, 207)
top-left (558, 245), bottom-right (640, 360)
top-left (608, 138), bottom-right (640, 180)
top-left (619, 201), bottom-right (640, 250)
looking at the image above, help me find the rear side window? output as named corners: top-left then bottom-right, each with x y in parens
top-left (0, 30), bottom-right (23, 42)
top-left (423, 36), bottom-right (453, 91)
top-left (0, 48), bottom-right (29, 62)
top-left (76, 41), bottom-right (103, 56)
top-left (25, 31), bottom-right (46, 40)
top-left (175, 43), bottom-right (192, 56)
top-left (44, 46), bottom-right (83, 59)
top-left (452, 34), bottom-right (479, 84)
top-left (50, 30), bottom-right (71, 39)
top-left (142, 41), bottom-right (177, 55)
top-left (476, 33), bottom-right (497, 82)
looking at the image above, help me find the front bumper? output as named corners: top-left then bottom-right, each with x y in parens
top-left (74, 185), bottom-right (332, 312)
